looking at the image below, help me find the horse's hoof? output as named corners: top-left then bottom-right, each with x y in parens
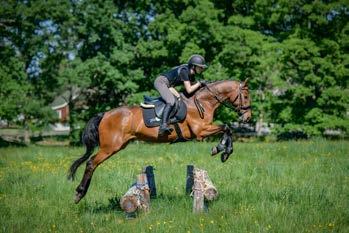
top-left (221, 153), bottom-right (230, 163)
top-left (211, 147), bottom-right (218, 156)
top-left (74, 192), bottom-right (82, 204)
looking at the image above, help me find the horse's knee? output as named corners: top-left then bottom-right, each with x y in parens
top-left (222, 124), bottom-right (232, 134)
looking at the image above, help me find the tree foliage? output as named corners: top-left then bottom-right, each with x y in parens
top-left (1, 0), bottom-right (348, 139)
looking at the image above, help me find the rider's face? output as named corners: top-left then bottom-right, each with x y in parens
top-left (195, 66), bottom-right (204, 74)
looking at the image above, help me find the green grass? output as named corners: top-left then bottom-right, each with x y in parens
top-left (0, 140), bottom-right (348, 233)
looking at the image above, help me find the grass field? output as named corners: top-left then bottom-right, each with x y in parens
top-left (0, 140), bottom-right (348, 233)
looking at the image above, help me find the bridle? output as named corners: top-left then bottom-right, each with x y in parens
top-left (230, 82), bottom-right (251, 115)
top-left (195, 81), bottom-right (251, 119)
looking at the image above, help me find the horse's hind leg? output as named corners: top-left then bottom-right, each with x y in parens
top-left (74, 139), bottom-right (128, 204)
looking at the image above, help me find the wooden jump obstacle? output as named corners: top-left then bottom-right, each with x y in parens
top-left (120, 164), bottom-right (217, 217)
top-left (186, 165), bottom-right (218, 213)
top-left (120, 166), bottom-right (156, 219)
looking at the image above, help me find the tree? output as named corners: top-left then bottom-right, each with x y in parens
top-left (0, 0), bottom-right (58, 129)
top-left (1, 0), bottom-right (348, 140)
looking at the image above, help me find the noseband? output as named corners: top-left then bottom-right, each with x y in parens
top-left (234, 83), bottom-right (251, 116)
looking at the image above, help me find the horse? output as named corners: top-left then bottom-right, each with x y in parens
top-left (68, 79), bottom-right (251, 203)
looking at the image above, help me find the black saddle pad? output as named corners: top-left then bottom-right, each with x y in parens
top-left (141, 98), bottom-right (187, 128)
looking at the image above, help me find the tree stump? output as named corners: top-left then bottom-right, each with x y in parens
top-left (120, 172), bottom-right (150, 218)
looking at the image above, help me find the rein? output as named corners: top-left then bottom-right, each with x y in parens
top-left (194, 81), bottom-right (250, 119)
top-left (194, 96), bottom-right (205, 119)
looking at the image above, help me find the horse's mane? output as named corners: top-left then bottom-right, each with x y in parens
top-left (181, 79), bottom-right (236, 100)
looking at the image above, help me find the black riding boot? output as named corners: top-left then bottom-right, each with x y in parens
top-left (159, 104), bottom-right (173, 135)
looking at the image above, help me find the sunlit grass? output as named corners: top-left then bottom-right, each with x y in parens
top-left (0, 140), bottom-right (348, 232)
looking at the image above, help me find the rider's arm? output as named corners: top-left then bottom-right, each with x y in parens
top-left (180, 67), bottom-right (201, 94)
top-left (183, 81), bottom-right (201, 94)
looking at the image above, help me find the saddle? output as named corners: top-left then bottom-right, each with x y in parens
top-left (141, 96), bottom-right (187, 128)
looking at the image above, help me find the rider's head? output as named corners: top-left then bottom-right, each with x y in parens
top-left (188, 54), bottom-right (207, 74)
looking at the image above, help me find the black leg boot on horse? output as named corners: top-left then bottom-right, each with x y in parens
top-left (159, 104), bottom-right (174, 135)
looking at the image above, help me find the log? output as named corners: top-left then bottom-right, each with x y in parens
top-left (192, 169), bottom-right (205, 213)
top-left (201, 170), bottom-right (218, 201)
top-left (120, 172), bottom-right (150, 216)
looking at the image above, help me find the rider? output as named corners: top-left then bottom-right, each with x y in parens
top-left (154, 54), bottom-right (208, 135)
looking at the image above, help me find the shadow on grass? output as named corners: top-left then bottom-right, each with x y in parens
top-left (89, 196), bottom-right (123, 214)
top-left (0, 137), bottom-right (27, 147)
top-left (87, 193), bottom-right (189, 214)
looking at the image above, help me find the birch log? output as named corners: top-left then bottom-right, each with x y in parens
top-left (192, 169), bottom-right (205, 213)
top-left (120, 173), bottom-right (150, 214)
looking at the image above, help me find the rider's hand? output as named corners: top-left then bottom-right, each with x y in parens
top-left (200, 80), bottom-right (208, 87)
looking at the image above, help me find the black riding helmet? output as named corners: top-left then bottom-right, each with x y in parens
top-left (188, 54), bottom-right (208, 69)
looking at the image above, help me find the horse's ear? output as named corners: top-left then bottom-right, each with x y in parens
top-left (243, 78), bottom-right (249, 86)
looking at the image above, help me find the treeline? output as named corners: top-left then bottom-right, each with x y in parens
top-left (0, 0), bottom-right (348, 141)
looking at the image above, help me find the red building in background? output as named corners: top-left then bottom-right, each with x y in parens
top-left (50, 88), bottom-right (79, 131)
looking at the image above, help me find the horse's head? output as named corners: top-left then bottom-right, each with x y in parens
top-left (194, 79), bottom-right (251, 122)
top-left (229, 79), bottom-right (251, 123)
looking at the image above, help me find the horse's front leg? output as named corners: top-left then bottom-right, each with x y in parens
top-left (211, 131), bottom-right (229, 156)
top-left (196, 124), bottom-right (225, 140)
top-left (197, 124), bottom-right (233, 158)
top-left (210, 125), bottom-right (233, 155)
top-left (219, 128), bottom-right (234, 163)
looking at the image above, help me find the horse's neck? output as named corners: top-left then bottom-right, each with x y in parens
top-left (198, 80), bottom-right (235, 102)
top-left (191, 80), bottom-right (237, 115)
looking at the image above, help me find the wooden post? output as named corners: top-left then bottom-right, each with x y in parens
top-left (143, 166), bottom-right (157, 198)
top-left (24, 128), bottom-right (30, 145)
top-left (192, 167), bottom-right (219, 213)
top-left (192, 168), bottom-right (205, 213)
top-left (136, 173), bottom-right (150, 211)
top-left (120, 172), bottom-right (150, 218)
top-left (186, 165), bottom-right (194, 195)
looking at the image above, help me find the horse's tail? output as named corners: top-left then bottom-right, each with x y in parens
top-left (68, 113), bottom-right (105, 181)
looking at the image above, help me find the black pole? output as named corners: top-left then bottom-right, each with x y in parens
top-left (186, 165), bottom-right (194, 195)
top-left (144, 166), bottom-right (157, 199)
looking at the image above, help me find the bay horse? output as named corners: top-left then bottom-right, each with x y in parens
top-left (68, 79), bottom-right (251, 203)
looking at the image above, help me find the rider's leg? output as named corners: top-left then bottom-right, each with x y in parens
top-left (154, 76), bottom-right (176, 135)
top-left (159, 103), bottom-right (174, 135)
